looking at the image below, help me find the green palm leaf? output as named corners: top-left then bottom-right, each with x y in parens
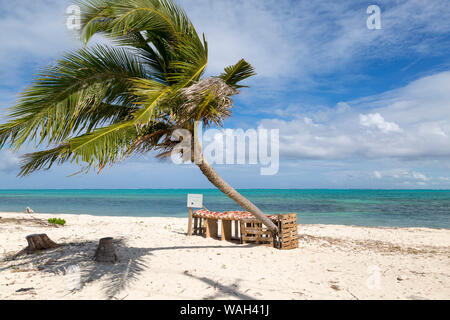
top-left (0, 45), bottom-right (147, 148)
top-left (68, 121), bottom-right (137, 168)
top-left (219, 59), bottom-right (256, 88)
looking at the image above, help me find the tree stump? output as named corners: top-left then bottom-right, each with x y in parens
top-left (25, 234), bottom-right (58, 253)
top-left (93, 237), bottom-right (118, 263)
top-left (7, 234), bottom-right (58, 260)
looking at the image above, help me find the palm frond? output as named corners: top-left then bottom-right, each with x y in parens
top-left (219, 59), bottom-right (256, 88)
top-left (19, 121), bottom-right (135, 176)
top-left (79, 0), bottom-right (208, 87)
top-left (19, 144), bottom-right (71, 176)
top-left (80, 0), bottom-right (192, 43)
top-left (113, 30), bottom-right (167, 80)
top-left (77, 0), bottom-right (114, 44)
top-left (166, 33), bottom-right (208, 86)
top-left (68, 121), bottom-right (137, 168)
top-left (0, 45), bottom-right (146, 149)
top-left (131, 78), bottom-right (171, 125)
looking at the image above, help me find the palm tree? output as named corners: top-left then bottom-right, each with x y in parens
top-left (0, 0), bottom-right (278, 233)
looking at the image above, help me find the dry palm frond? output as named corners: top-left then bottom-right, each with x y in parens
top-left (179, 77), bottom-right (239, 117)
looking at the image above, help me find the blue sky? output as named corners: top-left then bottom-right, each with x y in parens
top-left (0, 0), bottom-right (449, 189)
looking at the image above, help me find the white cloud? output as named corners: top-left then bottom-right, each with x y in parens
top-left (0, 0), bottom-right (109, 88)
top-left (1, 0), bottom-right (449, 94)
top-left (180, 0), bottom-right (450, 81)
top-left (0, 0), bottom-right (74, 85)
top-left (359, 113), bottom-right (402, 133)
top-left (412, 171), bottom-right (428, 181)
top-left (369, 169), bottom-right (437, 186)
top-left (0, 150), bottom-right (20, 173)
top-left (259, 71), bottom-right (450, 161)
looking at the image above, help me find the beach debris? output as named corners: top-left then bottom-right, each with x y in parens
top-left (346, 289), bottom-right (359, 300)
top-left (330, 284), bottom-right (341, 291)
top-left (397, 275), bottom-right (408, 281)
top-left (25, 207), bottom-right (34, 214)
top-left (31, 215), bottom-right (60, 227)
top-left (10, 267), bottom-right (39, 273)
top-left (0, 216), bottom-right (56, 228)
top-left (93, 237), bottom-right (118, 263)
top-left (16, 287), bottom-right (34, 293)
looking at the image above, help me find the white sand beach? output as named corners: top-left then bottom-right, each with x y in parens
top-left (0, 212), bottom-right (449, 300)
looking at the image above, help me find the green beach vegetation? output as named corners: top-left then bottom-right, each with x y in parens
top-left (48, 218), bottom-right (66, 226)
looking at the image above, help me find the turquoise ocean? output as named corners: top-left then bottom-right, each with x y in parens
top-left (0, 189), bottom-right (448, 229)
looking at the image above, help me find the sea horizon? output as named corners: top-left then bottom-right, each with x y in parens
top-left (1, 189), bottom-right (448, 229)
top-left (1, 188), bottom-right (450, 190)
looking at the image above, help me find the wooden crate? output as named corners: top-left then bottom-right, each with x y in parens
top-left (240, 218), bottom-right (276, 247)
top-left (240, 214), bottom-right (298, 249)
top-left (193, 216), bottom-right (205, 236)
top-left (274, 213), bottom-right (298, 250)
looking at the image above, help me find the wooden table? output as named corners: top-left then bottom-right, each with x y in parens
top-left (190, 211), bottom-right (299, 249)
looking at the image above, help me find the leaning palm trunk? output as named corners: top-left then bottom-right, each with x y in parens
top-left (196, 155), bottom-right (279, 234)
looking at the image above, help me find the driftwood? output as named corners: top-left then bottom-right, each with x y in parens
top-left (29, 215), bottom-right (58, 227)
top-left (93, 237), bottom-right (118, 263)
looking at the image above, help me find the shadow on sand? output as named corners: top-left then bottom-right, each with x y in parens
top-left (184, 272), bottom-right (255, 300)
top-left (1, 238), bottom-right (256, 299)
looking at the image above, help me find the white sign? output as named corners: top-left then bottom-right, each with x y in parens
top-left (187, 194), bottom-right (203, 208)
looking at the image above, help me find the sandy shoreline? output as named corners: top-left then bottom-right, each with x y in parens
top-left (0, 211), bottom-right (449, 300)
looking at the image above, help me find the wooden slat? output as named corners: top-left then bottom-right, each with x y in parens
top-left (187, 207), bottom-right (193, 236)
top-left (221, 220), bottom-right (232, 241)
top-left (233, 220), bottom-right (239, 239)
top-left (205, 218), bottom-right (218, 239)
top-left (193, 217), bottom-right (199, 235)
top-left (240, 218), bottom-right (275, 246)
